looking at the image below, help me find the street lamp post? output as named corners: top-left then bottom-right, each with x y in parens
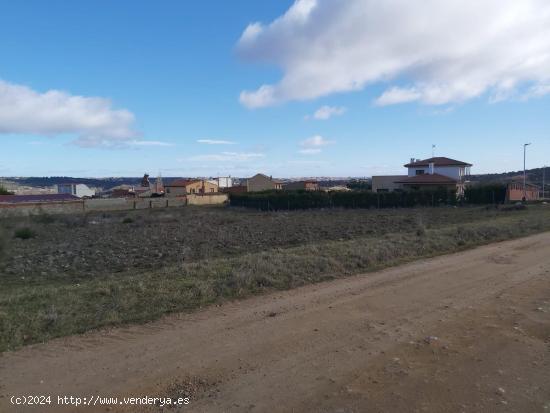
top-left (523, 143), bottom-right (531, 201)
top-left (543, 165), bottom-right (547, 199)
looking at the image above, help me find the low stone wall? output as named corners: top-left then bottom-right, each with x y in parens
top-left (0, 201), bottom-right (84, 217)
top-left (0, 195), bottom-right (222, 218)
top-left (187, 193), bottom-right (228, 205)
top-left (85, 198), bottom-right (190, 211)
top-left (167, 198), bottom-right (187, 207)
top-left (84, 198), bottom-right (129, 211)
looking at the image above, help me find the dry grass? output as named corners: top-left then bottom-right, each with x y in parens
top-left (1, 205), bottom-right (550, 351)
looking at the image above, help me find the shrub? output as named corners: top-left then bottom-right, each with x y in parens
top-left (14, 227), bottom-right (37, 240)
top-left (122, 217), bottom-right (134, 224)
top-left (0, 185), bottom-right (12, 195)
top-left (464, 184), bottom-right (507, 204)
top-left (230, 188), bottom-right (457, 211)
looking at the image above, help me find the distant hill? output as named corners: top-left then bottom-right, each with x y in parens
top-left (470, 167), bottom-right (549, 188)
top-left (1, 177), bottom-right (180, 190)
top-left (0, 176), bottom-right (367, 190)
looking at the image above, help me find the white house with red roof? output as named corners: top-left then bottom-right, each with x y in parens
top-left (372, 157), bottom-right (472, 195)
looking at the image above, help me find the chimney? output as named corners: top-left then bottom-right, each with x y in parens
top-left (429, 162), bottom-right (435, 175)
top-left (410, 158), bottom-right (415, 164)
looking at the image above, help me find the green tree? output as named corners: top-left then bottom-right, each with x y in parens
top-left (0, 185), bottom-right (12, 195)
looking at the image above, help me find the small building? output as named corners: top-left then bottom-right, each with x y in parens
top-left (57, 183), bottom-right (95, 198)
top-left (208, 177), bottom-right (233, 189)
top-left (246, 174), bottom-right (283, 192)
top-left (372, 157), bottom-right (472, 195)
top-left (283, 180), bottom-right (319, 191)
top-left (111, 188), bottom-right (135, 198)
top-left (165, 179), bottom-right (219, 197)
top-left (506, 182), bottom-right (540, 202)
top-left (371, 175), bottom-right (406, 193)
top-left (404, 157), bottom-right (472, 180)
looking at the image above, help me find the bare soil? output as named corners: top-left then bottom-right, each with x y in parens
top-left (2, 232), bottom-right (549, 413)
top-left (0, 206), bottom-right (520, 278)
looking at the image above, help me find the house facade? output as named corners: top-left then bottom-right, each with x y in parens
top-left (506, 182), bottom-right (540, 202)
top-left (371, 176), bottom-right (406, 193)
top-left (372, 157), bottom-right (472, 194)
top-left (57, 183), bottom-right (96, 198)
top-left (208, 177), bottom-right (233, 189)
top-left (165, 179), bottom-right (219, 197)
top-left (246, 174), bottom-right (283, 192)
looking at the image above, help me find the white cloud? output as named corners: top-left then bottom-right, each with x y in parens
top-left (301, 135), bottom-right (334, 148)
top-left (188, 152), bottom-right (265, 162)
top-left (0, 79), bottom-right (141, 147)
top-left (237, 0), bottom-right (550, 107)
top-left (299, 148), bottom-right (322, 155)
top-left (306, 105), bottom-right (346, 120)
top-left (128, 140), bottom-right (173, 147)
top-left (298, 135), bottom-right (334, 155)
top-left (375, 88), bottom-right (422, 106)
top-left (197, 139), bottom-right (236, 145)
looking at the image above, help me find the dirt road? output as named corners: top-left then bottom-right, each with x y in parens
top-left (2, 233), bottom-right (550, 413)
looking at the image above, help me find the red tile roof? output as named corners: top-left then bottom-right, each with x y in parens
top-left (0, 194), bottom-right (80, 204)
top-left (394, 173), bottom-right (458, 185)
top-left (165, 179), bottom-right (201, 187)
top-left (404, 157), bottom-right (472, 168)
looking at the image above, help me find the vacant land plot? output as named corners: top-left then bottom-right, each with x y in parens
top-left (1, 205), bottom-right (550, 351)
top-left (2, 232), bottom-right (549, 413)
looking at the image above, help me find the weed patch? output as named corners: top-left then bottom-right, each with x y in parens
top-left (14, 227), bottom-right (36, 240)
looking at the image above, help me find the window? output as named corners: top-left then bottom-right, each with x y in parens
top-left (416, 170), bottom-right (425, 175)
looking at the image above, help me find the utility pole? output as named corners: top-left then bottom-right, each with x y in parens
top-left (523, 143), bottom-right (531, 201)
top-left (432, 144), bottom-right (436, 158)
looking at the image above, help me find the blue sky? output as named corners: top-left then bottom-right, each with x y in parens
top-left (1, 0), bottom-right (549, 178)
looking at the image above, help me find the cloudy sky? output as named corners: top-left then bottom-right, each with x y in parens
top-left (1, 0), bottom-right (549, 177)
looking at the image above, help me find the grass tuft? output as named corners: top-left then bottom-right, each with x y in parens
top-left (14, 227), bottom-right (37, 240)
